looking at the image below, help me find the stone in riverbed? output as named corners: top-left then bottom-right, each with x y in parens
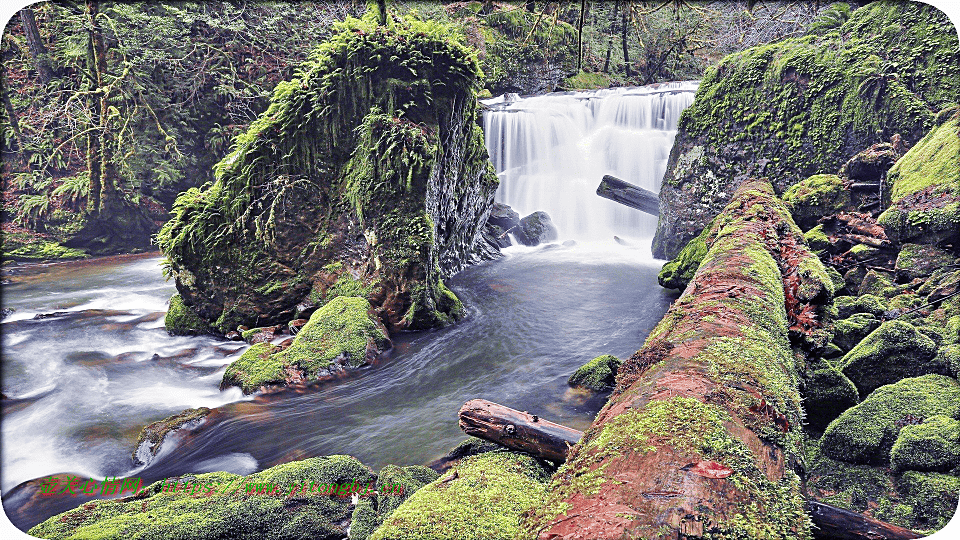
top-left (514, 211), bottom-right (558, 246)
top-left (132, 407), bottom-right (212, 466)
top-left (568, 354), bottom-right (622, 391)
top-left (164, 293), bottom-right (208, 335)
top-left (487, 202), bottom-right (520, 231)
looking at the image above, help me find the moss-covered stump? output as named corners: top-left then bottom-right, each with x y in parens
top-left (221, 297), bottom-right (389, 394)
top-left (878, 117), bottom-right (960, 247)
top-left (349, 465), bottom-right (438, 540)
top-left (652, 1), bottom-right (958, 259)
top-left (368, 451), bottom-right (549, 540)
top-left (567, 354), bottom-right (622, 392)
top-left (820, 374), bottom-right (960, 466)
top-left (132, 407), bottom-right (211, 466)
top-left (521, 181), bottom-right (827, 539)
top-left (890, 415), bottom-right (960, 473)
top-left (156, 13), bottom-right (499, 335)
top-left (164, 294), bottom-right (208, 335)
top-left (837, 320), bottom-right (942, 398)
top-left (782, 174), bottom-right (851, 231)
top-left (28, 456), bottom-right (375, 540)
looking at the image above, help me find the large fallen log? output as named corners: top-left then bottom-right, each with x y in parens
top-left (458, 399), bottom-right (583, 465)
top-left (519, 181), bottom-right (831, 539)
top-left (460, 400), bottom-right (923, 540)
top-left (596, 175), bottom-right (660, 216)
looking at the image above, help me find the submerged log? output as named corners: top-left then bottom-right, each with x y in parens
top-left (459, 400), bottom-right (922, 540)
top-left (596, 175), bottom-right (660, 216)
top-left (458, 399), bottom-right (583, 464)
top-left (519, 181), bottom-right (831, 539)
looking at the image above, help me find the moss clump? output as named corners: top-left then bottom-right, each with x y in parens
top-left (220, 342), bottom-right (284, 394)
top-left (28, 455), bottom-right (374, 540)
top-left (890, 415), bottom-right (960, 473)
top-left (567, 354), bottom-right (622, 391)
top-left (804, 224), bottom-right (831, 253)
top-left (369, 451), bottom-right (549, 540)
top-left (658, 220), bottom-right (714, 290)
top-left (804, 358), bottom-right (860, 432)
top-left (831, 312), bottom-right (880, 352)
top-left (132, 407), bottom-right (210, 465)
top-left (821, 374), bottom-right (960, 465)
top-left (273, 296), bottom-right (389, 377)
top-left (835, 294), bottom-right (887, 318)
top-left (897, 471), bottom-right (960, 532)
top-left (164, 294), bottom-right (208, 335)
top-left (2, 238), bottom-right (88, 261)
top-left (349, 465), bottom-right (438, 540)
top-left (783, 174), bottom-right (850, 230)
top-left (838, 320), bottom-right (941, 397)
top-left (857, 269), bottom-right (893, 297)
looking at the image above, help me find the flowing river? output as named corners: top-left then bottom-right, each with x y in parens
top-left (1, 82), bottom-right (696, 531)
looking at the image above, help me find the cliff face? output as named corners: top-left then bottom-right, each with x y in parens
top-left (156, 13), bottom-right (499, 335)
top-left (653, 1), bottom-right (960, 259)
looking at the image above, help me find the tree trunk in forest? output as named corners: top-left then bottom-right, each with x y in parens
top-left (1, 84), bottom-right (22, 151)
top-left (576, 0), bottom-right (586, 73)
top-left (602, 36), bottom-right (612, 73)
top-left (520, 180), bottom-right (833, 539)
top-left (19, 7), bottom-right (55, 84)
top-left (85, 0), bottom-right (104, 215)
top-left (621, 4), bottom-right (631, 78)
top-left (458, 399), bottom-right (583, 464)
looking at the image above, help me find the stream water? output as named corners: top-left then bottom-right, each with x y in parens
top-left (1, 83), bottom-right (695, 531)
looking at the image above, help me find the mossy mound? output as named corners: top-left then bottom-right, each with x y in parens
top-left (132, 407), bottom-right (211, 465)
top-left (803, 357), bottom-right (860, 432)
top-left (896, 471), bottom-right (960, 532)
top-left (653, 1), bottom-right (959, 259)
top-left (567, 354), bottom-right (622, 391)
top-left (838, 320), bottom-right (941, 397)
top-left (821, 374), bottom-right (960, 465)
top-left (349, 465), bottom-right (439, 540)
top-left (879, 117), bottom-right (960, 246)
top-left (890, 415), bottom-right (960, 473)
top-left (894, 243), bottom-right (957, 282)
top-left (782, 174), bottom-right (851, 231)
top-left (831, 312), bottom-right (880, 353)
top-left (28, 456), bottom-right (375, 540)
top-left (156, 12), bottom-right (498, 335)
top-left (164, 293), bottom-right (209, 335)
top-left (369, 451), bottom-right (549, 540)
top-left (657, 219), bottom-right (715, 290)
top-left (857, 269), bottom-right (893, 297)
top-left (803, 224), bottom-right (831, 254)
top-left (222, 297), bottom-right (389, 394)
top-left (834, 294), bottom-right (887, 319)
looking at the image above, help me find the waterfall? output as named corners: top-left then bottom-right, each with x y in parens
top-left (482, 81), bottom-right (698, 242)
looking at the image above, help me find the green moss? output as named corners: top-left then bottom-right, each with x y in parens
top-left (567, 354), bottom-right (621, 391)
top-left (2, 238), bottom-right (88, 261)
top-left (886, 118), bottom-right (960, 203)
top-left (890, 415), bottom-right (960, 473)
top-left (349, 465), bottom-right (438, 540)
top-left (783, 174), bottom-right (850, 230)
top-left (221, 342), bottom-right (284, 394)
top-left (562, 71), bottom-right (613, 90)
top-left (164, 294), bottom-right (208, 335)
top-left (897, 471), bottom-right (960, 532)
top-left (28, 456), bottom-right (374, 540)
top-left (369, 451), bottom-right (549, 540)
top-left (821, 374), bottom-right (960, 465)
top-left (804, 224), bottom-right (831, 253)
top-left (832, 312), bottom-right (880, 352)
top-left (804, 357), bottom-right (860, 432)
top-left (857, 269), bottom-right (893, 297)
top-left (805, 434), bottom-right (900, 516)
top-left (834, 294), bottom-right (887, 318)
top-left (838, 320), bottom-right (941, 397)
top-left (658, 221), bottom-right (714, 290)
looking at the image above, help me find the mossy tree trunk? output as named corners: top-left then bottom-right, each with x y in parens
top-left (521, 181), bottom-right (835, 539)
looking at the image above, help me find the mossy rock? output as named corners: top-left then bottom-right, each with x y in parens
top-left (895, 243), bottom-right (957, 282)
top-left (821, 374), bottom-right (960, 465)
top-left (658, 222), bottom-right (713, 290)
top-left (805, 435), bottom-right (899, 516)
top-left (889, 415), bottom-right (960, 473)
top-left (28, 456), bottom-right (375, 540)
top-left (878, 118), bottom-right (960, 246)
top-left (804, 358), bottom-right (860, 432)
top-left (943, 344), bottom-right (960, 379)
top-left (132, 407), bottom-right (211, 465)
top-left (567, 354), bottom-right (622, 392)
top-left (368, 451), bottom-right (549, 540)
top-left (804, 224), bottom-right (831, 253)
top-left (857, 269), bottom-right (893, 297)
top-left (832, 312), bottom-right (880, 352)
top-left (349, 465), bottom-right (438, 540)
top-left (221, 342), bottom-right (285, 394)
top-left (164, 294), bottom-right (208, 335)
top-left (896, 471), bottom-right (960, 532)
top-left (835, 294), bottom-right (887, 319)
top-left (838, 320), bottom-right (941, 397)
top-left (783, 174), bottom-right (851, 231)
top-left (514, 211), bottom-right (558, 247)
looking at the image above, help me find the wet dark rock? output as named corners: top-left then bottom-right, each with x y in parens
top-left (225, 331), bottom-right (242, 341)
top-left (1, 307), bottom-right (14, 320)
top-left (33, 311), bottom-right (69, 320)
top-left (288, 319), bottom-right (308, 335)
top-left (804, 357), bottom-right (860, 432)
top-left (515, 211), bottom-right (558, 246)
top-left (487, 202), bottom-right (520, 231)
top-left (895, 243), bottom-right (956, 282)
top-left (132, 407), bottom-right (211, 466)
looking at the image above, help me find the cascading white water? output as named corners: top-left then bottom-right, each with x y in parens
top-left (482, 81), bottom-right (698, 242)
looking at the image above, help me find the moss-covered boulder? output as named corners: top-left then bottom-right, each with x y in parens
top-left (838, 320), bottom-right (941, 397)
top-left (889, 415), bottom-right (960, 473)
top-left (514, 211), bottom-right (558, 246)
top-left (895, 243), bottom-right (957, 282)
top-left (857, 269), bottom-right (893, 297)
top-left (657, 220), bottom-right (715, 290)
top-left (782, 174), bottom-right (851, 231)
top-left (164, 293), bottom-right (208, 335)
top-left (878, 117), bottom-right (960, 246)
top-left (156, 13), bottom-right (499, 335)
top-left (834, 294), bottom-right (887, 319)
top-left (896, 471), bottom-right (960, 532)
top-left (222, 297), bottom-right (389, 394)
top-left (368, 451), bottom-right (549, 540)
top-left (567, 354), bottom-right (622, 392)
top-left (804, 224), bottom-right (831, 253)
top-left (132, 407), bottom-right (211, 466)
top-left (831, 312), bottom-right (880, 353)
top-left (803, 358), bottom-right (860, 432)
top-left (28, 456), bottom-right (375, 540)
top-left (653, 1), bottom-right (958, 259)
top-left (821, 374), bottom-right (960, 465)
top-left (349, 465), bottom-right (439, 540)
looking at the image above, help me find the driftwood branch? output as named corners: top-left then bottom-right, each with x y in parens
top-left (596, 175), bottom-right (660, 216)
top-left (458, 399), bottom-right (923, 540)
